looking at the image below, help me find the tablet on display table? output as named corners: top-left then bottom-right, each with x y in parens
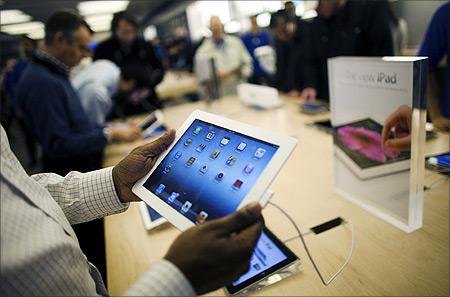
top-left (225, 227), bottom-right (299, 296)
top-left (138, 202), bottom-right (167, 230)
top-left (132, 110), bottom-right (297, 231)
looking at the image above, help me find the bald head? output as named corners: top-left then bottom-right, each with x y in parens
top-left (209, 16), bottom-right (224, 41)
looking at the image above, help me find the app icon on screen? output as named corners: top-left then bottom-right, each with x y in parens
top-left (254, 148), bottom-right (266, 159)
top-left (155, 184), bottom-right (166, 195)
top-left (210, 149), bottom-right (221, 159)
top-left (196, 211), bottom-right (208, 224)
top-left (196, 143), bottom-right (206, 153)
top-left (233, 179), bottom-right (243, 189)
top-left (163, 163), bottom-right (173, 174)
top-left (226, 156), bottom-right (237, 166)
top-left (181, 201), bottom-right (192, 214)
top-left (186, 157), bottom-right (196, 167)
top-left (167, 192), bottom-right (180, 203)
top-left (220, 137), bottom-right (230, 146)
top-left (243, 164), bottom-right (254, 174)
top-left (174, 151), bottom-right (182, 160)
top-left (253, 263), bottom-right (261, 270)
top-left (199, 164), bottom-right (208, 174)
top-left (206, 131), bottom-right (216, 140)
top-left (237, 142), bottom-right (247, 151)
top-left (215, 172), bottom-right (225, 182)
top-left (193, 126), bottom-right (202, 135)
top-left (184, 138), bottom-right (193, 147)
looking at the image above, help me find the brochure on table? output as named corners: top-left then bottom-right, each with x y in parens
top-left (328, 56), bottom-right (427, 233)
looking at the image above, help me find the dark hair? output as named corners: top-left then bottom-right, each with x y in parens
top-left (111, 11), bottom-right (138, 34)
top-left (120, 64), bottom-right (152, 88)
top-left (284, 1), bottom-right (294, 7)
top-left (44, 10), bottom-right (91, 45)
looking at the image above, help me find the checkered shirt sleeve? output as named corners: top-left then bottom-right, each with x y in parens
top-left (32, 167), bottom-right (129, 225)
top-left (124, 259), bottom-right (197, 296)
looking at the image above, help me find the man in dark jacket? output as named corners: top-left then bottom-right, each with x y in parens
top-left (270, 1), bottom-right (301, 92)
top-left (290, 0), bottom-right (394, 101)
top-left (94, 11), bottom-right (164, 113)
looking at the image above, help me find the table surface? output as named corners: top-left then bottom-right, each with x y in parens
top-left (155, 71), bottom-right (199, 100)
top-left (103, 96), bottom-right (449, 296)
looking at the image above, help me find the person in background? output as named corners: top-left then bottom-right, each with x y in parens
top-left (94, 11), bottom-right (165, 111)
top-left (0, 58), bottom-right (17, 132)
top-left (1, 126), bottom-right (265, 296)
top-left (290, 0), bottom-right (394, 102)
top-left (3, 36), bottom-right (39, 165)
top-left (241, 15), bottom-right (272, 85)
top-left (71, 60), bottom-right (154, 125)
top-left (152, 37), bottom-right (169, 69)
top-left (418, 2), bottom-right (449, 132)
top-left (195, 16), bottom-right (252, 96)
top-left (166, 26), bottom-right (193, 72)
top-left (16, 11), bottom-right (141, 281)
top-left (269, 1), bottom-right (300, 92)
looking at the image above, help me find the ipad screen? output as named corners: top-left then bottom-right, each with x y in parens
top-left (143, 119), bottom-right (279, 224)
top-left (231, 231), bottom-right (288, 285)
top-left (226, 228), bottom-right (298, 294)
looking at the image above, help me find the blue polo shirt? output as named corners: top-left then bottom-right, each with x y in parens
top-left (418, 2), bottom-right (449, 118)
top-left (241, 31), bottom-right (271, 77)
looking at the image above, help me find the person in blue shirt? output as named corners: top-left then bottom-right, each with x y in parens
top-left (16, 11), bottom-right (141, 281)
top-left (241, 15), bottom-right (272, 85)
top-left (17, 12), bottom-right (141, 175)
top-left (418, 2), bottom-right (450, 132)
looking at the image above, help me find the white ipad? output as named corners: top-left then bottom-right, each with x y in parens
top-left (139, 110), bottom-right (164, 138)
top-left (132, 110), bottom-right (297, 231)
top-left (138, 202), bottom-right (167, 230)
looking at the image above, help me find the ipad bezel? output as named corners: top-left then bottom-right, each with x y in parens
top-left (224, 227), bottom-right (299, 295)
top-left (132, 110), bottom-right (297, 231)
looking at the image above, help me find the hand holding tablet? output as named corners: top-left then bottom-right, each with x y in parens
top-left (112, 111), bottom-right (298, 294)
top-left (132, 110), bottom-right (297, 230)
top-left (164, 202), bottom-right (264, 295)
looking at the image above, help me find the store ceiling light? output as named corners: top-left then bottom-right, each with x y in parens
top-left (1, 9), bottom-right (32, 25)
top-left (302, 10), bottom-right (318, 20)
top-left (26, 28), bottom-right (45, 40)
top-left (144, 25), bottom-right (157, 41)
top-left (77, 1), bottom-right (129, 16)
top-left (1, 21), bottom-right (44, 35)
top-left (85, 13), bottom-right (114, 32)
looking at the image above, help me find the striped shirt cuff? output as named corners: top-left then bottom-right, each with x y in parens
top-left (79, 167), bottom-right (129, 219)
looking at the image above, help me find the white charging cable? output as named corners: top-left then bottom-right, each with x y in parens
top-left (268, 201), bottom-right (355, 286)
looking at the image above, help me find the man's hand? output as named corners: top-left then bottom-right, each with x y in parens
top-left (164, 202), bottom-right (264, 295)
top-left (300, 87), bottom-right (317, 102)
top-left (110, 125), bottom-right (142, 142)
top-left (432, 116), bottom-right (450, 132)
top-left (382, 105), bottom-right (412, 151)
top-left (112, 130), bottom-right (176, 203)
top-left (287, 90), bottom-right (301, 98)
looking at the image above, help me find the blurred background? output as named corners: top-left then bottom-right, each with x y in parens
top-left (1, 1), bottom-right (446, 60)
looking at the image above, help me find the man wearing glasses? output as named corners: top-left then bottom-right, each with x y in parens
top-left (16, 10), bottom-right (141, 281)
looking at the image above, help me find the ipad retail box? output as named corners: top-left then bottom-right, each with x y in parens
top-left (328, 56), bottom-right (427, 233)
